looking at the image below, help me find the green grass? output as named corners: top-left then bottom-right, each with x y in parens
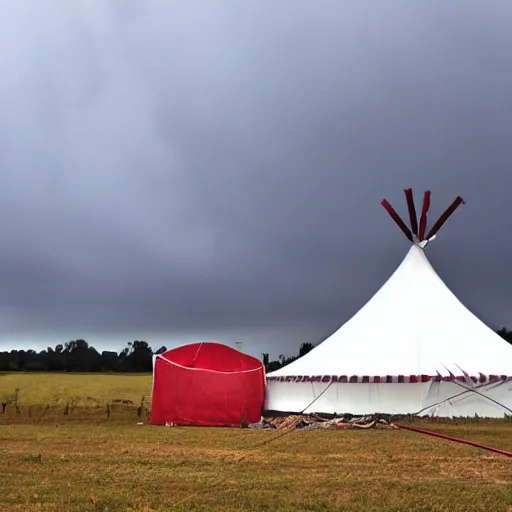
top-left (0, 372), bottom-right (511, 511)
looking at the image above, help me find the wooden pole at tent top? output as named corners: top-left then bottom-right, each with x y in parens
top-left (381, 189), bottom-right (465, 243)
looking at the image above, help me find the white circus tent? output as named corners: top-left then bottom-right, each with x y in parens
top-left (265, 190), bottom-right (512, 418)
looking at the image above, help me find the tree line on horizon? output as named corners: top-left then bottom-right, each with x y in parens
top-left (0, 338), bottom-right (314, 373)
top-left (1, 328), bottom-right (511, 373)
top-left (0, 339), bottom-right (160, 373)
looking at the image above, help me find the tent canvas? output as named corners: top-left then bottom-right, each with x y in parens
top-left (150, 342), bottom-right (266, 426)
top-left (265, 190), bottom-right (512, 418)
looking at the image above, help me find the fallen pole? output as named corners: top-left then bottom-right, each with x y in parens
top-left (394, 422), bottom-right (512, 458)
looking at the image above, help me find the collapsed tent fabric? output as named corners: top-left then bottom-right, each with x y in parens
top-left (265, 189), bottom-right (512, 418)
top-left (150, 342), bottom-right (266, 426)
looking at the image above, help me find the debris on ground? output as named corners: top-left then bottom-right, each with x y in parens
top-left (248, 415), bottom-right (399, 430)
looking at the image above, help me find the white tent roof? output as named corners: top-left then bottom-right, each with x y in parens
top-left (269, 243), bottom-right (512, 378)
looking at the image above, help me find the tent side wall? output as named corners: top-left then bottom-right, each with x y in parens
top-left (265, 379), bottom-right (512, 418)
top-left (150, 358), bottom-right (265, 426)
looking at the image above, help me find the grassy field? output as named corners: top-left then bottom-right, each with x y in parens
top-left (1, 372), bottom-right (512, 511)
top-left (0, 371), bottom-right (152, 406)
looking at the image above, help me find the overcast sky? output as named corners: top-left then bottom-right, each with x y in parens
top-left (0, 1), bottom-right (511, 358)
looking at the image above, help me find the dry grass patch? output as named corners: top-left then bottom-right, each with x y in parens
top-left (1, 423), bottom-right (511, 511)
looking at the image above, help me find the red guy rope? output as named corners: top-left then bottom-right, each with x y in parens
top-left (394, 423), bottom-right (512, 458)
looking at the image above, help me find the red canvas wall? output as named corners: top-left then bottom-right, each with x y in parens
top-left (149, 342), bottom-right (266, 427)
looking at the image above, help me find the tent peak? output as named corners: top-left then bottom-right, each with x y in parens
top-left (381, 189), bottom-right (465, 244)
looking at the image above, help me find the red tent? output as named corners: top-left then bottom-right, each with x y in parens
top-left (149, 342), bottom-right (266, 427)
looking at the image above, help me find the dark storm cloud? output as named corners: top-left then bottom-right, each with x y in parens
top-left (1, 0), bottom-right (512, 349)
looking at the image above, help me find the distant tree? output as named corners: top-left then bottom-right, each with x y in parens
top-left (86, 346), bottom-right (103, 372)
top-left (298, 342), bottom-right (314, 357)
top-left (125, 341), bottom-right (153, 372)
top-left (63, 339), bottom-right (91, 371)
top-left (101, 351), bottom-right (121, 372)
top-left (497, 328), bottom-right (512, 344)
top-left (8, 350), bottom-right (20, 370)
top-left (264, 342), bottom-right (316, 372)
